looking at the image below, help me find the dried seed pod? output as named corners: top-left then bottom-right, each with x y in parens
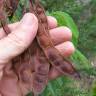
top-left (4, 0), bottom-right (19, 17)
top-left (0, 0), bottom-right (11, 34)
top-left (32, 48), bottom-right (50, 95)
top-left (29, 0), bottom-right (80, 95)
top-left (33, 0), bottom-right (80, 78)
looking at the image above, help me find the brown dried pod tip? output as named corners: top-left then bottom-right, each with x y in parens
top-left (4, 0), bottom-right (19, 17)
top-left (0, 0), bottom-right (81, 96)
top-left (0, 0), bottom-right (19, 34)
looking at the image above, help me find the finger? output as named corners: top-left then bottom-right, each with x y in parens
top-left (50, 26), bottom-right (72, 45)
top-left (0, 13), bottom-right (38, 64)
top-left (47, 16), bottom-right (57, 29)
top-left (55, 41), bottom-right (75, 57)
top-left (49, 67), bottom-right (62, 80)
top-left (49, 41), bottom-right (75, 80)
top-left (0, 16), bottom-right (57, 39)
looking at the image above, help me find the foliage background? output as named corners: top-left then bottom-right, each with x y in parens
top-left (12, 0), bottom-right (96, 96)
top-left (42, 0), bottom-right (96, 59)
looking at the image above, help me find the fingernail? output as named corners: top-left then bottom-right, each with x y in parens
top-left (21, 13), bottom-right (37, 26)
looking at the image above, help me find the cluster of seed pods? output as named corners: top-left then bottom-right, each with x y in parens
top-left (0, 0), bottom-right (80, 96)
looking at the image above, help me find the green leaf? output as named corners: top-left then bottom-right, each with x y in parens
top-left (71, 49), bottom-right (96, 77)
top-left (71, 49), bottom-right (91, 70)
top-left (51, 11), bottom-right (79, 46)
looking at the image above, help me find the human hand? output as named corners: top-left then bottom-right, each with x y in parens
top-left (0, 13), bottom-right (75, 96)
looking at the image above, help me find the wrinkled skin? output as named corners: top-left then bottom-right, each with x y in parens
top-left (0, 0), bottom-right (80, 96)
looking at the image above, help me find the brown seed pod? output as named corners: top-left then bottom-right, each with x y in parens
top-left (4, 0), bottom-right (19, 17)
top-left (0, 0), bottom-right (11, 34)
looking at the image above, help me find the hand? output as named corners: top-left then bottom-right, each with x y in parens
top-left (0, 13), bottom-right (75, 96)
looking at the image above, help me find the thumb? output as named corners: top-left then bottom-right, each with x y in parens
top-left (0, 13), bottom-right (38, 64)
